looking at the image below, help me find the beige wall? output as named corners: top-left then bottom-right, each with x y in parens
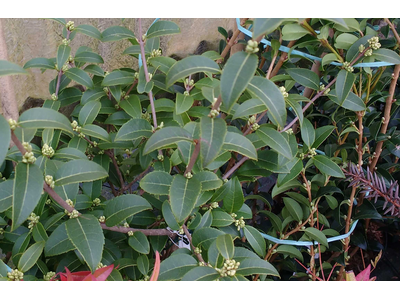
top-left (1, 18), bottom-right (236, 112)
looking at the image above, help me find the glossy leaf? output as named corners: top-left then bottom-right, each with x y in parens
top-left (75, 24), bottom-right (102, 40)
top-left (200, 116), bottom-right (227, 167)
top-left (170, 175), bottom-right (201, 222)
top-left (23, 58), bottom-right (55, 70)
top-left (243, 225), bottom-right (266, 257)
top-left (192, 227), bottom-right (225, 249)
top-left (216, 234), bottom-right (234, 259)
top-left (283, 198), bottom-right (303, 222)
top-left (0, 180), bottom-right (12, 212)
top-left (74, 51), bottom-right (104, 64)
top-left (256, 126), bottom-right (292, 159)
top-left (144, 127), bottom-right (193, 154)
top-left (222, 131), bottom-right (257, 160)
top-left (12, 163), bottom-right (44, 231)
top-left (104, 194), bottom-right (152, 227)
top-left (221, 177), bottom-right (244, 214)
top-left (137, 255), bottom-right (149, 275)
top-left (18, 241), bottom-right (45, 273)
top-left (64, 68), bottom-right (94, 89)
top-left (176, 93), bottom-right (194, 114)
top-left (253, 18), bottom-right (284, 39)
top-left (19, 107), bottom-right (74, 135)
top-left (0, 115), bottom-right (11, 166)
top-left (56, 45), bottom-right (71, 69)
top-left (80, 124), bottom-right (111, 142)
top-left (181, 266), bottom-right (220, 281)
top-left (312, 155), bottom-right (345, 178)
top-left (211, 209), bottom-right (234, 227)
top-left (115, 119), bottom-right (152, 141)
top-left (45, 222), bottom-right (76, 257)
top-left (65, 214), bottom-right (105, 272)
top-left (78, 100), bottom-right (101, 125)
top-left (232, 98), bottom-right (267, 120)
top-left (166, 56), bottom-right (220, 87)
top-left (236, 258), bottom-right (279, 277)
top-left (55, 159), bottom-right (108, 186)
top-left (158, 254), bottom-right (197, 281)
top-left (247, 76), bottom-right (286, 128)
top-left (102, 26), bottom-right (135, 42)
top-left (372, 48), bottom-right (400, 64)
top-left (119, 95), bottom-right (142, 119)
top-left (140, 171), bottom-right (173, 195)
top-left (300, 118), bottom-right (315, 148)
top-left (335, 69), bottom-right (356, 104)
top-left (287, 68), bottom-right (319, 90)
top-left (282, 23), bottom-right (310, 40)
top-left (304, 227), bottom-right (328, 247)
top-left (276, 245), bottom-right (303, 262)
top-left (128, 232), bottom-right (150, 254)
top-left (146, 20), bottom-right (180, 39)
top-left (0, 60), bottom-right (28, 76)
top-left (193, 171), bottom-right (222, 191)
top-left (102, 70), bottom-right (135, 86)
top-left (220, 52), bottom-right (258, 113)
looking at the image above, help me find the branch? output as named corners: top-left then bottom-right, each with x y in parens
top-left (182, 224), bottom-right (207, 264)
top-left (384, 18), bottom-right (400, 48)
top-left (184, 140), bottom-right (200, 176)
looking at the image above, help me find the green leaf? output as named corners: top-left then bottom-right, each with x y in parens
top-left (346, 35), bottom-right (373, 62)
top-left (140, 171), bottom-right (173, 195)
top-left (103, 71), bottom-right (135, 87)
top-left (300, 118), bottom-right (315, 148)
top-left (45, 222), bottom-right (75, 257)
top-left (75, 24), bottom-right (102, 40)
top-left (78, 100), bottom-right (101, 125)
top-left (158, 254), bottom-right (197, 281)
top-left (321, 53), bottom-right (339, 68)
top-left (162, 200), bottom-right (180, 230)
top-left (80, 124), bottom-right (111, 142)
top-left (283, 198), bottom-right (303, 222)
top-left (74, 51), bottom-right (104, 64)
top-left (81, 88), bottom-right (106, 105)
top-left (146, 20), bottom-right (180, 39)
top-left (181, 266), bottom-right (220, 281)
top-left (354, 200), bottom-right (382, 220)
top-left (32, 222), bottom-right (48, 242)
top-left (256, 126), bottom-right (292, 159)
top-left (221, 52), bottom-right (258, 113)
top-left (18, 107), bottom-right (74, 135)
top-left (312, 155), bottom-right (345, 178)
top-left (18, 241), bottom-right (45, 273)
top-left (192, 227), bottom-right (225, 249)
top-left (335, 69), bottom-right (356, 104)
top-left (84, 64), bottom-right (104, 77)
top-left (144, 127), bottom-right (193, 154)
top-left (211, 209), bottom-right (234, 227)
top-left (287, 68), bottom-right (320, 90)
top-left (12, 163), bottom-right (44, 231)
top-left (0, 115), bottom-right (11, 166)
top-left (193, 171), bottom-right (222, 191)
top-left (334, 33), bottom-right (358, 50)
top-left (53, 147), bottom-right (88, 161)
top-left (276, 245), bottom-right (303, 262)
top-left (170, 175), bottom-right (201, 223)
top-left (222, 131), bottom-right (257, 160)
top-left (277, 158), bottom-right (302, 187)
top-left (312, 125), bottom-right (335, 149)
top-left (101, 26), bottom-right (135, 42)
top-left (259, 211), bottom-right (282, 232)
top-left (0, 60), bottom-right (28, 76)
top-left (371, 48), bottom-right (400, 64)
top-left (115, 119), bottom-right (152, 141)
top-left (166, 56), bottom-right (220, 88)
top-left (247, 76), bottom-right (286, 128)
top-left (175, 93), bottom-right (194, 114)
top-left (128, 232), bottom-right (150, 254)
top-left (253, 18), bottom-right (284, 39)
top-left (148, 56), bottom-right (176, 74)
top-left (304, 227), bottom-right (328, 247)
top-left (119, 95), bottom-right (142, 119)
top-left (64, 68), bottom-right (94, 89)
top-left (200, 116), bottom-right (227, 167)
top-left (56, 45), bottom-right (71, 69)
top-left (232, 98), bottom-right (267, 120)
top-left (65, 214), bottom-right (105, 272)
top-left (216, 234), bottom-right (234, 259)
top-left (23, 58), bottom-right (55, 70)
top-left (282, 23), bottom-right (310, 40)
top-left (55, 159), bottom-right (108, 186)
top-left (243, 225), bottom-right (266, 257)
top-left (137, 255), bottom-right (149, 275)
top-left (236, 258), bottom-right (279, 277)
top-left (221, 177), bottom-right (244, 214)
top-left (104, 194), bottom-right (152, 227)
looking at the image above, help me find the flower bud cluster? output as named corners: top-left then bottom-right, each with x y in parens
top-left (308, 148), bottom-right (317, 157)
top-left (67, 209), bottom-right (79, 219)
top-left (66, 199), bottom-right (74, 208)
top-left (234, 216), bottom-right (246, 231)
top-left (364, 49), bottom-right (373, 57)
top-left (62, 38), bottom-right (70, 46)
top-left (45, 198), bottom-right (52, 205)
top-left (71, 120), bottom-right (81, 133)
top-left (185, 172), bottom-right (193, 179)
top-left (303, 180), bottom-right (311, 188)
top-left (45, 175), bottom-right (55, 188)
top-left (22, 151), bottom-right (36, 164)
top-left (209, 202), bottom-right (219, 210)
top-left (42, 143), bottom-right (55, 158)
top-left (141, 111), bottom-right (151, 122)
top-left (7, 269), bottom-right (24, 281)
top-left (128, 231), bottom-right (134, 236)
top-left (178, 227), bottom-right (185, 235)
top-left (245, 40), bottom-right (259, 54)
top-left (216, 259), bottom-right (240, 277)
top-left (27, 212), bottom-right (40, 229)
top-left (194, 247), bottom-right (202, 254)
top-left (359, 44), bottom-right (365, 53)
top-left (96, 263), bottom-right (105, 270)
top-left (368, 37), bottom-right (381, 50)
top-left (51, 93), bottom-right (58, 101)
top-left (22, 142), bottom-right (32, 152)
top-left (184, 78), bottom-right (195, 88)
top-left (279, 86), bottom-right (289, 98)
top-left (342, 61), bottom-right (354, 73)
top-left (148, 73), bottom-right (153, 80)
top-left (319, 84), bottom-right (330, 95)
top-left (248, 115), bottom-right (257, 126)
top-left (43, 271), bottom-right (56, 281)
top-left (150, 49), bottom-right (162, 58)
top-left (8, 118), bottom-right (18, 130)
top-left (66, 21), bottom-right (75, 31)
top-left (98, 216), bottom-right (106, 223)
top-left (0, 228), bottom-right (4, 235)
top-left (123, 222), bottom-right (130, 228)
top-left (157, 154), bottom-right (164, 161)
top-left (210, 109), bottom-right (220, 118)
top-left (251, 123), bottom-right (260, 131)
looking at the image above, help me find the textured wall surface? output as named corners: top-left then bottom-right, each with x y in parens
top-left (0, 18), bottom-right (236, 112)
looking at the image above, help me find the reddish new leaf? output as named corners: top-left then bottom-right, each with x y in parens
top-left (150, 251), bottom-right (160, 281)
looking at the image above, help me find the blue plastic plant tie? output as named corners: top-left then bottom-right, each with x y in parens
top-left (5, 263), bottom-right (12, 273)
top-left (259, 219), bottom-right (358, 246)
top-left (236, 19), bottom-right (395, 68)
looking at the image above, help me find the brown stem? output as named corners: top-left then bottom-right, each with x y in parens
top-left (100, 223), bottom-right (174, 236)
top-left (369, 64), bottom-right (400, 171)
top-left (182, 224), bottom-right (207, 264)
top-left (217, 18), bottom-right (248, 63)
top-left (384, 18), bottom-right (400, 47)
top-left (269, 40), bottom-right (297, 78)
top-left (120, 165), bottom-right (152, 194)
top-left (106, 150), bottom-right (125, 191)
top-left (184, 140), bottom-right (200, 176)
top-left (222, 156), bottom-right (248, 180)
top-left (125, 79), bottom-right (138, 97)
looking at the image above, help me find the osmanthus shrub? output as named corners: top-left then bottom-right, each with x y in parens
top-left (1, 18), bottom-right (400, 281)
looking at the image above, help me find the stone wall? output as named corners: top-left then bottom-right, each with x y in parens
top-left (0, 18), bottom-right (236, 112)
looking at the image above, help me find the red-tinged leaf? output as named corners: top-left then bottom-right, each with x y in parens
top-left (91, 264), bottom-right (115, 281)
top-left (355, 264), bottom-right (372, 281)
top-left (150, 251), bottom-right (160, 281)
top-left (83, 273), bottom-right (97, 281)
